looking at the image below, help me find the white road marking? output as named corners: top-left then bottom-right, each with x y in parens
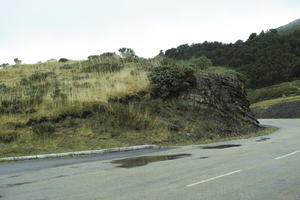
top-left (186, 170), bottom-right (242, 187)
top-left (274, 150), bottom-right (300, 160)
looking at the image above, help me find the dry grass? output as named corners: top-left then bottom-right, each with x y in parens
top-left (0, 59), bottom-right (150, 117)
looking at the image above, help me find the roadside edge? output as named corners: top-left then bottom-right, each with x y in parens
top-left (0, 144), bottom-right (160, 162)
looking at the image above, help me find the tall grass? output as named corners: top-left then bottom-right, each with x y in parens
top-left (0, 58), bottom-right (150, 122)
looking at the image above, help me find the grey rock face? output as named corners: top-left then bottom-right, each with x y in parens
top-left (180, 71), bottom-right (261, 132)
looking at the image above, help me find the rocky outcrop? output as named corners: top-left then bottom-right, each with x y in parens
top-left (178, 71), bottom-right (262, 136)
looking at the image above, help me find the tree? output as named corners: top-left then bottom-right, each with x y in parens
top-left (14, 58), bottom-right (21, 65)
top-left (0, 63), bottom-right (9, 68)
top-left (118, 48), bottom-right (137, 59)
top-left (248, 33), bottom-right (257, 41)
top-left (157, 50), bottom-right (164, 57)
top-left (58, 58), bottom-right (69, 62)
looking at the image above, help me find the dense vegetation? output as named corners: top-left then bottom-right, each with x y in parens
top-left (165, 29), bottom-right (300, 88)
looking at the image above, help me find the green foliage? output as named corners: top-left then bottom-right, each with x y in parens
top-left (186, 56), bottom-right (212, 70)
top-left (118, 48), bottom-right (137, 59)
top-left (165, 30), bottom-right (300, 88)
top-left (100, 52), bottom-right (117, 58)
top-left (32, 122), bottom-right (55, 137)
top-left (148, 65), bottom-right (196, 99)
top-left (14, 58), bottom-right (21, 65)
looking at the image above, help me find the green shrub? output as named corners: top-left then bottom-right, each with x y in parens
top-left (32, 122), bottom-right (55, 137)
top-left (184, 56), bottom-right (212, 70)
top-left (148, 65), bottom-right (196, 99)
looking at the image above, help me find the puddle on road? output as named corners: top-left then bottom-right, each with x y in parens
top-left (8, 174), bottom-right (20, 178)
top-left (256, 137), bottom-right (270, 142)
top-left (51, 175), bottom-right (68, 179)
top-left (6, 181), bottom-right (32, 188)
top-left (198, 156), bottom-right (209, 159)
top-left (112, 154), bottom-right (191, 168)
top-left (201, 144), bottom-right (241, 149)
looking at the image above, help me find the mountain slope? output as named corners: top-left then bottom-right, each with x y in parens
top-left (277, 18), bottom-right (300, 34)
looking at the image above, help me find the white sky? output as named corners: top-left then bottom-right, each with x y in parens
top-left (0, 0), bottom-right (299, 64)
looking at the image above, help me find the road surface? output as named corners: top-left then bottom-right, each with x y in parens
top-left (0, 119), bottom-right (300, 200)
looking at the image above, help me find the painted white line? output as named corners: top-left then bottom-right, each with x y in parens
top-left (186, 170), bottom-right (242, 187)
top-left (274, 150), bottom-right (300, 160)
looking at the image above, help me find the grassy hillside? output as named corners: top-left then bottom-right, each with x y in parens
top-left (0, 56), bottom-right (158, 157)
top-left (247, 80), bottom-right (300, 103)
top-left (0, 56), bottom-right (264, 158)
top-left (249, 80), bottom-right (300, 118)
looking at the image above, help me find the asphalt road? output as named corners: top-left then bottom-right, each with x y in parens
top-left (0, 119), bottom-right (300, 200)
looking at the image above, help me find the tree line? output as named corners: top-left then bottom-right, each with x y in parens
top-left (164, 29), bottom-right (300, 88)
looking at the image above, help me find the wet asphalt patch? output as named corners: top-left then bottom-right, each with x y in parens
top-left (201, 144), bottom-right (241, 149)
top-left (256, 137), bottom-right (270, 142)
top-left (112, 154), bottom-right (191, 168)
top-left (6, 181), bottom-right (32, 188)
top-left (198, 156), bottom-right (209, 159)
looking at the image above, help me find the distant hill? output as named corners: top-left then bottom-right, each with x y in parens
top-left (277, 18), bottom-right (300, 34)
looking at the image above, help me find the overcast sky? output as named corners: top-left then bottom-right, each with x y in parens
top-left (0, 0), bottom-right (299, 64)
